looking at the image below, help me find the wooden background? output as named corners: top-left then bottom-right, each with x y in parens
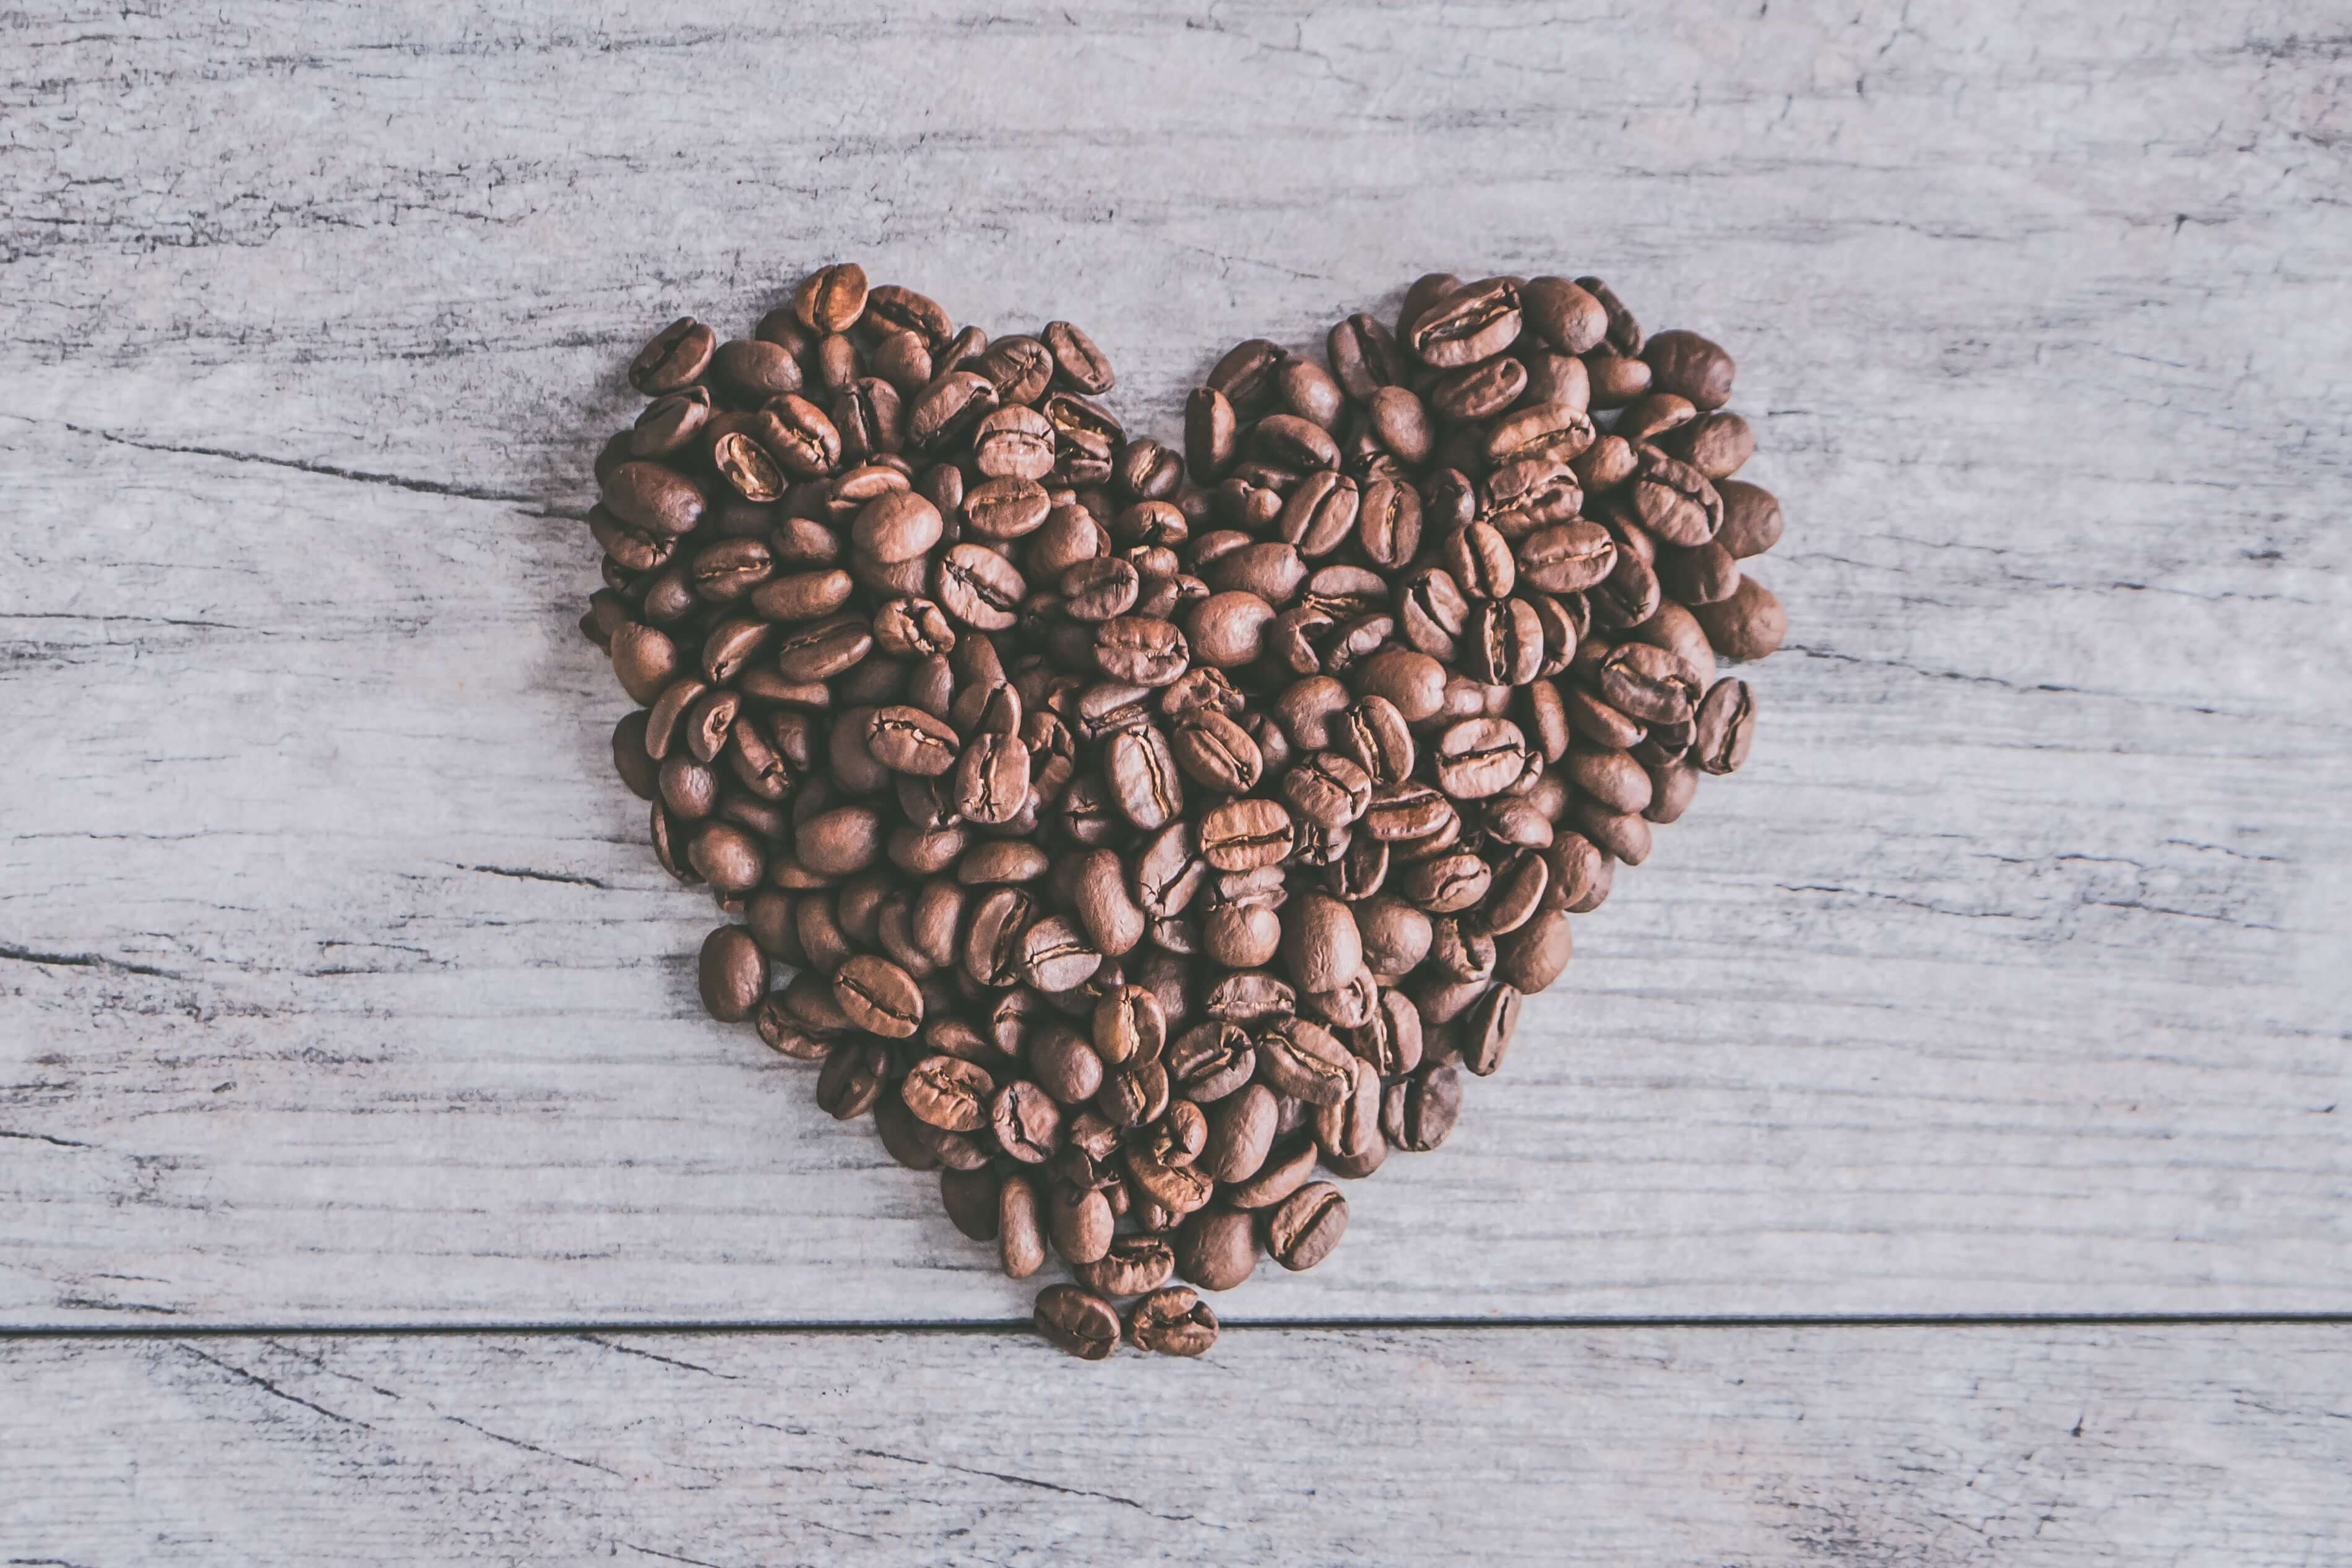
top-left (2, 0), bottom-right (2346, 1560)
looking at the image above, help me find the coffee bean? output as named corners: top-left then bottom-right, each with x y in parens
top-left (1692, 678), bottom-right (1757, 774)
top-left (1267, 1181), bottom-right (1348, 1269)
top-left (902, 1052), bottom-right (992, 1130)
top-left (1642, 329), bottom-right (1736, 410)
top-left (1692, 575), bottom-right (1786, 661)
top-left (1199, 798), bottom-right (1295, 871)
top-left (629, 317), bottom-right (716, 394)
top-left (1598, 642), bottom-right (1701, 726)
top-left (999, 1175), bottom-right (1048, 1278)
top-left (834, 953), bottom-right (923, 1038)
top-left (992, 1079), bottom-right (1064, 1165)
top-left (1173, 1205), bottom-right (1260, 1291)
top-left (816, 1040), bottom-right (889, 1121)
top-left (1126, 1286), bottom-right (1219, 1356)
top-left (1384, 1062), bottom-right (1462, 1153)
top-left (697, 925), bottom-right (766, 1022)
top-left (1252, 1016), bottom-right (1355, 1106)
top-left (1406, 277), bottom-right (1521, 368)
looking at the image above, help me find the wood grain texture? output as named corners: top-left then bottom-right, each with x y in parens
top-left (2, 1325), bottom-right (2346, 1564)
top-left (2, 1), bottom-right (2350, 1327)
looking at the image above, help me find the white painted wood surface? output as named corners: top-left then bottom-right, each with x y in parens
top-left (3, 1325), bottom-right (2346, 1565)
top-left (2, 0), bottom-right (2348, 1337)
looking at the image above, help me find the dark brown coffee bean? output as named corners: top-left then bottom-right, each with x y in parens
top-left (1069, 1238), bottom-right (1174, 1301)
top-left (1048, 1183), bottom-right (1114, 1267)
top-left (1463, 597), bottom-right (1543, 687)
top-left (1521, 276), bottom-right (1608, 353)
top-left (1327, 311), bottom-right (1401, 399)
top-left (792, 262), bottom-right (869, 334)
top-left (1313, 1054), bottom-right (1382, 1165)
top-left (1463, 983), bottom-right (1522, 1075)
top-left (816, 1040), bottom-right (890, 1121)
top-left (1434, 717), bottom-right (1531, 799)
top-left (1171, 710), bottom-right (1264, 795)
top-left (1267, 1181), bottom-right (1348, 1270)
top-left (1597, 642), bottom-right (1701, 726)
top-left (1496, 907), bottom-right (1573, 993)
top-left (1090, 984), bottom-right (1165, 1068)
top-left (1092, 614), bottom-right (1190, 686)
top-left (1431, 354), bottom-right (1529, 422)
top-left (633, 386), bottom-right (712, 459)
top-left (1363, 782), bottom-right (1453, 843)
top-left (1199, 798), bottom-right (1295, 871)
top-left (1691, 575), bottom-right (1786, 661)
top-left (929, 541), bottom-right (1022, 631)
top-left (832, 954), bottom-right (923, 1038)
top-left (1018, 914), bottom-right (1104, 994)
top-left (1278, 890), bottom-right (1364, 995)
top-left (999, 1174), bottom-right (1048, 1277)
top-left (1714, 479), bottom-right (1784, 559)
top-left (1406, 277), bottom-right (1521, 368)
top-left (1100, 1056), bottom-right (1171, 1131)
top-left (1168, 1022), bottom-right (1256, 1103)
top-left (1173, 1205), bottom-right (1260, 1291)
top-left (901, 1053), bottom-right (993, 1131)
top-left (1038, 319), bottom-right (1114, 394)
top-left (1207, 337), bottom-right (1284, 408)
top-left (854, 704), bottom-right (953, 777)
top-left (1382, 1063), bottom-right (1462, 1152)
top-left (1353, 649), bottom-right (1447, 722)
top-left (697, 925), bottom-right (765, 1022)
top-left (1252, 1017), bottom-right (1355, 1106)
top-left (629, 317), bottom-right (715, 394)
top-left (939, 1166), bottom-right (1002, 1241)
top-left (992, 1079), bottom-right (1064, 1165)
top-left (1692, 677), bottom-right (1756, 773)
top-left (1517, 520), bottom-right (1616, 596)
top-left (1058, 556), bottom-right (1139, 622)
top-left (1126, 1286), bottom-right (1218, 1356)
top-left (1186, 590), bottom-right (1276, 670)
top-left (1642, 329), bottom-right (1736, 410)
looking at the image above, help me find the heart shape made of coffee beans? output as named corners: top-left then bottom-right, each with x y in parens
top-left (580, 264), bottom-right (1787, 1359)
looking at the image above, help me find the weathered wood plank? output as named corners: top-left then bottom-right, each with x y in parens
top-left (2, 1324), bottom-right (2345, 1564)
top-left (2, 1), bottom-right (2348, 1325)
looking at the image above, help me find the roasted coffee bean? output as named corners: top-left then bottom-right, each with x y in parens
top-left (999, 1174), bottom-right (1049, 1278)
top-left (1692, 678), bottom-right (1757, 773)
top-left (1126, 1286), bottom-right (1219, 1356)
top-left (629, 317), bottom-right (715, 394)
top-left (1266, 1181), bottom-right (1348, 1270)
top-left (1174, 1205), bottom-right (1260, 1291)
top-left (1598, 642), bottom-right (1701, 726)
top-left (697, 924), bottom-right (766, 1022)
top-left (1691, 575), bottom-right (1786, 661)
top-left (816, 1040), bottom-right (890, 1121)
top-left (1642, 329), bottom-right (1736, 410)
top-left (992, 1079), bottom-right (1065, 1163)
top-left (1382, 1063), bottom-right (1462, 1152)
top-left (1406, 277), bottom-right (1521, 368)
top-left (940, 1165), bottom-right (1002, 1241)
top-left (1254, 1017), bottom-right (1355, 1106)
top-left (936, 542), bottom-right (1025, 631)
top-left (1200, 798), bottom-right (1295, 871)
top-left (1093, 984), bottom-right (1166, 1067)
top-left (834, 953), bottom-right (923, 1038)
top-left (901, 1053), bottom-right (993, 1131)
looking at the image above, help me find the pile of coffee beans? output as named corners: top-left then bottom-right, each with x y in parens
top-left (578, 264), bottom-right (1785, 1359)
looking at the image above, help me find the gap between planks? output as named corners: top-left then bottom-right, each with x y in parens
top-left (5, 1310), bottom-right (2348, 1342)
